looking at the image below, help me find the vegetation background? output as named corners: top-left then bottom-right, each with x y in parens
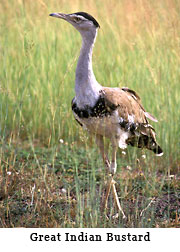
top-left (0, 0), bottom-right (179, 227)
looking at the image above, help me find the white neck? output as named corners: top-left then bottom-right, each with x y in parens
top-left (75, 29), bottom-right (101, 108)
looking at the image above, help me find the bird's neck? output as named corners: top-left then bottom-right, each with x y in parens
top-left (75, 30), bottom-right (101, 108)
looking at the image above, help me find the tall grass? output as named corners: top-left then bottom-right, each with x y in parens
top-left (0, 0), bottom-right (180, 227)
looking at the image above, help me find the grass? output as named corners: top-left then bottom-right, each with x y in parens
top-left (0, 0), bottom-right (180, 227)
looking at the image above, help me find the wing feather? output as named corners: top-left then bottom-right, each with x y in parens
top-left (101, 87), bottom-right (163, 155)
top-left (101, 87), bottom-right (157, 137)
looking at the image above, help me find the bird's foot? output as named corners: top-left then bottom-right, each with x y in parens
top-left (111, 181), bottom-right (126, 219)
top-left (103, 175), bottom-right (126, 219)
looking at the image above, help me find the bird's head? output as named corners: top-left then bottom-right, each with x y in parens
top-left (49, 12), bottom-right (100, 39)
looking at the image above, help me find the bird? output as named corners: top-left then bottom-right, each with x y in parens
top-left (49, 11), bottom-right (163, 218)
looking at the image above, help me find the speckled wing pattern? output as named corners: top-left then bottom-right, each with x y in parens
top-left (101, 87), bottom-right (163, 155)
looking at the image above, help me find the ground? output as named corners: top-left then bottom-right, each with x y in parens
top-left (0, 142), bottom-right (179, 228)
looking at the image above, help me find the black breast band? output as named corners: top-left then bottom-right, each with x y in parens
top-left (71, 96), bottom-right (117, 119)
top-left (72, 96), bottom-right (138, 133)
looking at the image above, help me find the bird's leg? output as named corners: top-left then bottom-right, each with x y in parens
top-left (96, 135), bottom-right (126, 218)
top-left (103, 144), bottom-right (117, 210)
top-left (110, 144), bottom-right (117, 175)
top-left (111, 180), bottom-right (126, 219)
top-left (104, 144), bottom-right (126, 219)
top-left (103, 175), bottom-right (113, 209)
top-left (95, 135), bottom-right (112, 209)
top-left (95, 135), bottom-right (110, 171)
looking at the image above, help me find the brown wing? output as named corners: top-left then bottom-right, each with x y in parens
top-left (101, 87), bottom-right (147, 124)
top-left (101, 87), bottom-right (163, 155)
top-left (121, 87), bottom-right (158, 122)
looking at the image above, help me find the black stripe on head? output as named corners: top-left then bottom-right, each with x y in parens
top-left (74, 12), bottom-right (100, 28)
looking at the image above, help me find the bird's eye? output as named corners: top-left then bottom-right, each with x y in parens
top-left (74, 17), bottom-right (81, 22)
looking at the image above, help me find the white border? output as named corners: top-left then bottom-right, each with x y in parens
top-left (0, 228), bottom-right (179, 252)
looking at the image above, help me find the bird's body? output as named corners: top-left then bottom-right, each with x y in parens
top-left (72, 86), bottom-right (162, 155)
top-left (50, 11), bottom-right (163, 217)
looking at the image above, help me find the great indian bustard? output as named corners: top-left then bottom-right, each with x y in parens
top-left (49, 12), bottom-right (163, 218)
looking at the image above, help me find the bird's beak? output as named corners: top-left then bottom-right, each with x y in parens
top-left (49, 13), bottom-right (68, 21)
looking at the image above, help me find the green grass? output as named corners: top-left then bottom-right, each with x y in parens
top-left (0, 0), bottom-right (180, 227)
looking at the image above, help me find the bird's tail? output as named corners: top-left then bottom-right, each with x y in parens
top-left (151, 142), bottom-right (163, 156)
top-left (144, 136), bottom-right (163, 156)
top-left (127, 134), bottom-right (163, 156)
